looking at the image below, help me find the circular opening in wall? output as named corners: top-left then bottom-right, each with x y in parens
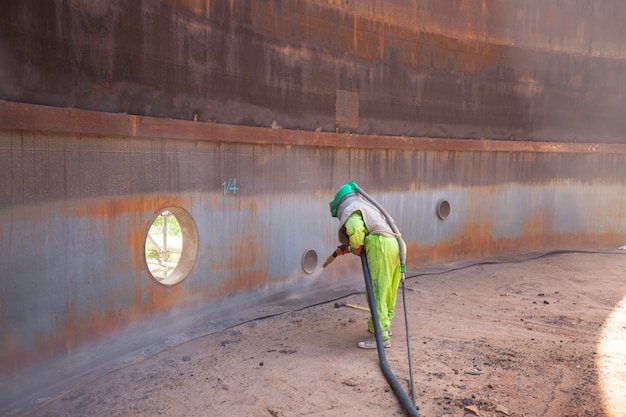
top-left (301, 249), bottom-right (319, 274)
top-left (144, 207), bottom-right (199, 286)
top-left (437, 200), bottom-right (451, 220)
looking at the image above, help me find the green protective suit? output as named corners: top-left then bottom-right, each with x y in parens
top-left (344, 211), bottom-right (401, 336)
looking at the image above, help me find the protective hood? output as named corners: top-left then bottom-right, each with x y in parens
top-left (336, 194), bottom-right (399, 244)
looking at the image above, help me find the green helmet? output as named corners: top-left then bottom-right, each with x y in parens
top-left (329, 182), bottom-right (358, 217)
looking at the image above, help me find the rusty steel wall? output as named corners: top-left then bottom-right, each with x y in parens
top-left (2, 0), bottom-right (626, 414)
top-left (2, 0), bottom-right (626, 143)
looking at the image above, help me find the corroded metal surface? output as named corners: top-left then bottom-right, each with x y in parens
top-left (2, 1), bottom-right (626, 142)
top-left (2, 0), bottom-right (626, 414)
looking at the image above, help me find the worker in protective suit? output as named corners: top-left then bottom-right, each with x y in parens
top-left (329, 182), bottom-right (402, 349)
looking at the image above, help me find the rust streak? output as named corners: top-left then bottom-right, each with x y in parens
top-left (407, 227), bottom-right (625, 271)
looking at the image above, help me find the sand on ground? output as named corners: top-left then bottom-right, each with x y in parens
top-left (24, 251), bottom-right (626, 417)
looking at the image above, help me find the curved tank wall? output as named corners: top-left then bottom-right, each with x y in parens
top-left (2, 0), bottom-right (626, 143)
top-left (2, 0), bottom-right (626, 414)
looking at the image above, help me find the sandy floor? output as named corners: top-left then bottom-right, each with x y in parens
top-left (25, 251), bottom-right (626, 417)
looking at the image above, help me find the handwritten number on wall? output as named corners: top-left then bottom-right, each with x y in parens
top-left (222, 178), bottom-right (239, 195)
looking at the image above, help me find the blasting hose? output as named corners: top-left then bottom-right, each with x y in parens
top-left (360, 249), bottom-right (420, 417)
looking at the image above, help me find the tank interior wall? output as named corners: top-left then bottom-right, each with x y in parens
top-left (2, 110), bottom-right (626, 380)
top-left (2, 0), bottom-right (626, 143)
top-left (3, 0), bottom-right (626, 411)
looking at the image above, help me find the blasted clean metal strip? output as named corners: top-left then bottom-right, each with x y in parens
top-left (2, 100), bottom-right (626, 154)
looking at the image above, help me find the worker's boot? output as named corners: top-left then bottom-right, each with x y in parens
top-left (357, 331), bottom-right (391, 349)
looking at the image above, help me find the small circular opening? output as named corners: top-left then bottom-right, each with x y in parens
top-left (301, 249), bottom-right (319, 274)
top-left (437, 200), bottom-right (451, 220)
top-left (144, 207), bottom-right (199, 286)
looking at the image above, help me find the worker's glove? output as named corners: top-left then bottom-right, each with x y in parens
top-left (350, 246), bottom-right (362, 256)
top-left (334, 244), bottom-right (351, 257)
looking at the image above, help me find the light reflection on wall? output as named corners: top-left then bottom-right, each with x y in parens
top-left (597, 297), bottom-right (626, 416)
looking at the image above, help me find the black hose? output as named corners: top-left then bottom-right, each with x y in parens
top-left (401, 277), bottom-right (417, 406)
top-left (360, 250), bottom-right (420, 417)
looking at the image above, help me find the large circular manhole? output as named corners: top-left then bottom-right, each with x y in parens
top-left (144, 207), bottom-right (199, 286)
